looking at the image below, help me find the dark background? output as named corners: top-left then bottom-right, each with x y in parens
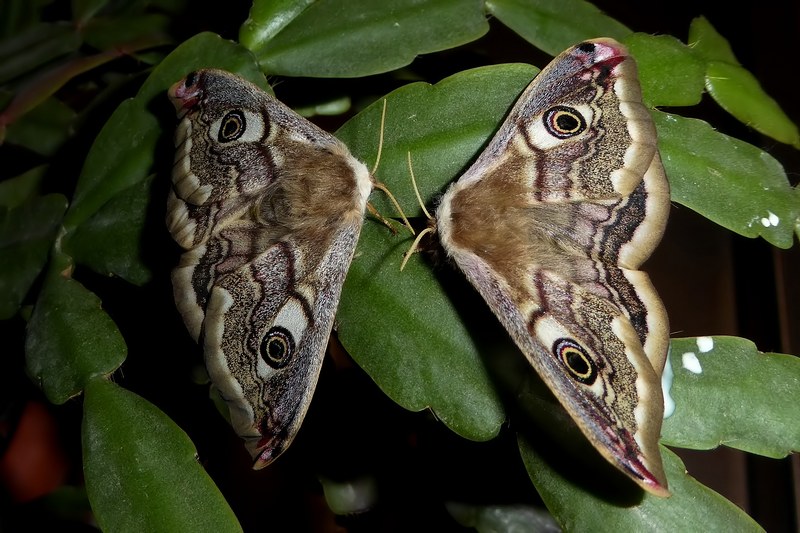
top-left (1, 0), bottom-right (797, 531)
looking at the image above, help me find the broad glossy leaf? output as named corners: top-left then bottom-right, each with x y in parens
top-left (336, 65), bottom-right (542, 441)
top-left (67, 175), bottom-right (154, 285)
top-left (705, 62), bottom-right (800, 148)
top-left (25, 252), bottom-right (126, 403)
top-left (82, 378), bottom-right (241, 532)
top-left (623, 33), bottom-right (704, 107)
top-left (248, 0), bottom-right (489, 77)
top-left (63, 32), bottom-right (265, 233)
top-left (337, 63), bottom-right (538, 215)
top-left (661, 337), bottom-right (800, 458)
top-left (656, 111), bottom-right (798, 249)
top-left (240, 0), bottom-right (315, 52)
top-left (338, 221), bottom-right (505, 441)
top-left (486, 0), bottom-right (630, 56)
top-left (519, 436), bottom-right (763, 532)
top-left (688, 16), bottom-right (737, 64)
top-left (0, 191), bottom-right (66, 319)
top-left (688, 17), bottom-right (799, 148)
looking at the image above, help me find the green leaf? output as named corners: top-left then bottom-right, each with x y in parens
top-left (655, 111), bottom-right (798, 249)
top-left (519, 437), bottom-right (763, 532)
top-left (0, 22), bottom-right (81, 85)
top-left (0, 191), bottom-right (66, 319)
top-left (1, 41), bottom-right (167, 140)
top-left (705, 61), bottom-right (800, 148)
top-left (248, 0), bottom-right (489, 77)
top-left (337, 63), bottom-right (538, 215)
top-left (81, 13), bottom-right (172, 51)
top-left (67, 175), bottom-right (154, 285)
top-left (25, 252), bottom-right (126, 404)
top-left (336, 65), bottom-right (545, 442)
top-left (4, 96), bottom-right (76, 156)
top-left (0, 164), bottom-right (46, 208)
top-left (338, 222), bottom-right (506, 441)
top-left (486, 0), bottom-right (630, 56)
top-left (82, 378), bottom-right (241, 532)
top-left (688, 16), bottom-right (739, 65)
top-left (688, 17), bottom-right (799, 148)
top-left (623, 33), bottom-right (704, 107)
top-left (661, 337), bottom-right (800, 458)
top-left (63, 32), bottom-right (265, 233)
top-left (240, 0), bottom-right (315, 53)
top-left (62, 98), bottom-right (155, 233)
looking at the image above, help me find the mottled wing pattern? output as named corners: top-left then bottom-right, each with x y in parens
top-left (167, 70), bottom-right (372, 467)
top-left (436, 39), bottom-right (671, 495)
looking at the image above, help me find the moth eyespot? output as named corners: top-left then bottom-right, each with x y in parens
top-left (543, 106), bottom-right (587, 139)
top-left (578, 42), bottom-right (596, 53)
top-left (218, 110), bottom-right (247, 142)
top-left (260, 326), bottom-right (294, 369)
top-left (553, 338), bottom-right (597, 385)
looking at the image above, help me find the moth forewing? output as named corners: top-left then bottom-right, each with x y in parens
top-left (435, 39), bottom-right (671, 496)
top-left (167, 69), bottom-right (373, 469)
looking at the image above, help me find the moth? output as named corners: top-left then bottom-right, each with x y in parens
top-left (166, 70), bottom-right (373, 468)
top-left (433, 39), bottom-right (671, 495)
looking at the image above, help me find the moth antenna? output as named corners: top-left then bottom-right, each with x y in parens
top-left (369, 99), bottom-right (387, 175)
top-left (367, 98), bottom-right (414, 235)
top-left (407, 151), bottom-right (432, 220)
top-left (400, 227), bottom-right (433, 271)
top-left (399, 151), bottom-right (436, 271)
top-left (366, 201), bottom-right (398, 235)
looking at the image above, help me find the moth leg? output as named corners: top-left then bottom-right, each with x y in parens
top-left (366, 197), bottom-right (403, 235)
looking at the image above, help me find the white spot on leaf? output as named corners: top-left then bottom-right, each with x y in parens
top-left (696, 336), bottom-right (714, 353)
top-left (760, 211), bottom-right (780, 227)
top-left (682, 352), bottom-right (702, 374)
top-left (768, 211), bottom-right (780, 226)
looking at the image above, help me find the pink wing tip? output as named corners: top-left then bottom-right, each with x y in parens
top-left (250, 432), bottom-right (284, 471)
top-left (168, 72), bottom-right (202, 114)
top-left (624, 453), bottom-right (671, 498)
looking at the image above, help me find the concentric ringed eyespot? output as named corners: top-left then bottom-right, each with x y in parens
top-left (218, 110), bottom-right (246, 142)
top-left (260, 326), bottom-right (294, 369)
top-left (543, 106), bottom-right (586, 139)
top-left (553, 338), bottom-right (597, 385)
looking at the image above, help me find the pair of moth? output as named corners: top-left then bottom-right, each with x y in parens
top-left (166, 38), bottom-right (671, 497)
